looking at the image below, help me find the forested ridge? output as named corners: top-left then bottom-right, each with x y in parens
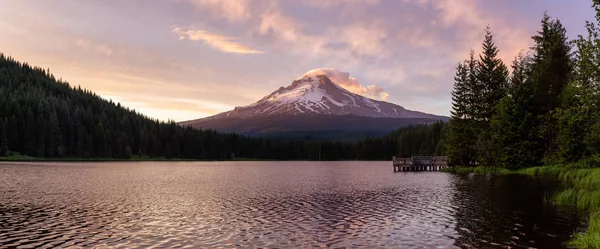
top-left (446, 3), bottom-right (600, 169)
top-left (0, 54), bottom-right (446, 160)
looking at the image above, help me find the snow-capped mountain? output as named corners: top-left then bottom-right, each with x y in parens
top-left (180, 69), bottom-right (447, 138)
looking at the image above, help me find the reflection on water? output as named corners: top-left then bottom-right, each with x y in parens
top-left (0, 161), bottom-right (583, 248)
top-left (450, 174), bottom-right (583, 248)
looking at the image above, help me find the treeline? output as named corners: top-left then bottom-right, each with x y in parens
top-left (447, 3), bottom-right (600, 169)
top-left (0, 53), bottom-right (446, 160)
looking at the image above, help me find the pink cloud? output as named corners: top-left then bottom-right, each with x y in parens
top-left (172, 27), bottom-right (262, 54)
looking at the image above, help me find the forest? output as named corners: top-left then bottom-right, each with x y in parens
top-left (446, 5), bottom-right (600, 169)
top-left (0, 53), bottom-right (445, 161)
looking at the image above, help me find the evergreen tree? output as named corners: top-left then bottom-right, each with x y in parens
top-left (0, 119), bottom-right (8, 157)
top-left (475, 26), bottom-right (509, 166)
top-left (466, 51), bottom-right (481, 123)
top-left (477, 26), bottom-right (509, 121)
top-left (531, 13), bottom-right (573, 115)
top-left (24, 107), bottom-right (36, 155)
top-left (34, 111), bottom-right (46, 157)
top-left (447, 61), bottom-right (476, 166)
top-left (491, 54), bottom-right (538, 169)
top-left (7, 115), bottom-right (18, 152)
top-left (46, 111), bottom-right (62, 157)
top-left (561, 0), bottom-right (600, 164)
top-left (553, 82), bottom-right (590, 163)
top-left (529, 13), bottom-right (573, 162)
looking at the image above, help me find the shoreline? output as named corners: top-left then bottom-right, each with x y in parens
top-left (0, 157), bottom-right (392, 162)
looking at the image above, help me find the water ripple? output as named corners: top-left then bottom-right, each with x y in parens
top-left (0, 161), bottom-right (583, 248)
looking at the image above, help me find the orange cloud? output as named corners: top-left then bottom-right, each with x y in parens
top-left (172, 27), bottom-right (262, 54)
top-left (304, 68), bottom-right (390, 101)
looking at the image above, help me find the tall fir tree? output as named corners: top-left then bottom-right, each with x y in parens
top-left (531, 13), bottom-right (573, 115)
top-left (447, 59), bottom-right (477, 166)
top-left (477, 25), bottom-right (509, 122)
top-left (529, 13), bottom-right (573, 162)
top-left (475, 26), bottom-right (509, 166)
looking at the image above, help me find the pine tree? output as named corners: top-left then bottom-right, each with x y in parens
top-left (531, 13), bottom-right (573, 115)
top-left (466, 51), bottom-right (481, 123)
top-left (530, 13), bottom-right (573, 162)
top-left (24, 107), bottom-right (36, 156)
top-left (0, 119), bottom-right (9, 157)
top-left (475, 26), bottom-right (509, 166)
top-left (447, 61), bottom-right (476, 166)
top-left (491, 54), bottom-right (538, 169)
top-left (477, 25), bottom-right (509, 122)
top-left (7, 115), bottom-right (19, 152)
top-left (34, 110), bottom-right (46, 157)
top-left (46, 111), bottom-right (62, 157)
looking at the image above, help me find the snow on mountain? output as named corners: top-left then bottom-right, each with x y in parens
top-left (198, 68), bottom-right (442, 120)
top-left (178, 68), bottom-right (448, 135)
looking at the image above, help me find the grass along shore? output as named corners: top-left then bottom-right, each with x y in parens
top-left (443, 165), bottom-right (600, 248)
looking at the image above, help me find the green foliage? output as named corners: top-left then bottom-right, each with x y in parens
top-left (448, 27), bottom-right (508, 167)
top-left (441, 166), bottom-right (511, 174)
top-left (491, 54), bottom-right (540, 169)
top-left (477, 25), bottom-right (509, 122)
top-left (391, 122), bottom-right (447, 157)
top-left (553, 82), bottom-right (594, 164)
top-left (551, 167), bottom-right (600, 249)
top-left (570, 1), bottom-right (600, 166)
top-left (447, 57), bottom-right (477, 166)
top-left (448, 13), bottom-right (575, 169)
top-left (569, 211), bottom-right (600, 249)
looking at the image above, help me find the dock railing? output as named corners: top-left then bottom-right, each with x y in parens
top-left (393, 156), bottom-right (448, 172)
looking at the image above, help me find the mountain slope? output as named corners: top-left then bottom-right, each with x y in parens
top-left (181, 69), bottom-right (447, 137)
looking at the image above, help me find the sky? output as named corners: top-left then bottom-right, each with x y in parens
top-left (0, 0), bottom-right (594, 121)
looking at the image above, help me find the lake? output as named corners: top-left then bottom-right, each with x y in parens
top-left (0, 161), bottom-right (584, 248)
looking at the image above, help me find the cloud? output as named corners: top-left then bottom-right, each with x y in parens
top-left (427, 0), bottom-right (531, 63)
top-left (189, 0), bottom-right (388, 63)
top-left (304, 68), bottom-right (390, 101)
top-left (188, 0), bottom-right (251, 23)
top-left (172, 27), bottom-right (262, 54)
top-left (301, 0), bottom-right (381, 10)
top-left (339, 24), bottom-right (387, 57)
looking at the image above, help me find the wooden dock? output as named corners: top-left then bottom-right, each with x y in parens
top-left (393, 156), bottom-right (448, 172)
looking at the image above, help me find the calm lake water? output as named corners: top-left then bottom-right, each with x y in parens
top-left (0, 161), bottom-right (584, 248)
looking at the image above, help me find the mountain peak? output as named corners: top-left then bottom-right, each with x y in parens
top-left (297, 68), bottom-right (354, 86)
top-left (189, 68), bottom-right (446, 120)
top-left (179, 69), bottom-right (448, 134)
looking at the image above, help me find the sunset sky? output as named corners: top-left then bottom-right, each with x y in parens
top-left (0, 0), bottom-right (594, 121)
